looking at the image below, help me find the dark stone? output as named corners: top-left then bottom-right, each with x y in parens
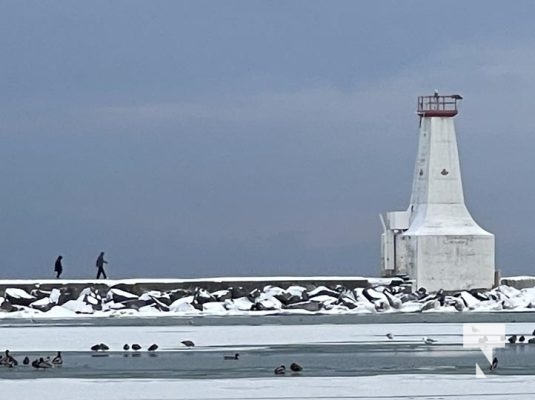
top-left (337, 297), bottom-right (358, 309)
top-left (108, 289), bottom-right (138, 303)
top-left (454, 299), bottom-right (465, 312)
top-left (5, 290), bottom-right (36, 307)
top-left (150, 296), bottom-right (170, 312)
top-left (194, 288), bottom-right (216, 305)
top-left (230, 286), bottom-right (248, 299)
top-left (362, 288), bottom-right (383, 304)
top-left (250, 302), bottom-right (265, 311)
top-left (433, 289), bottom-right (446, 306)
top-left (56, 291), bottom-right (72, 306)
top-left (30, 289), bottom-right (51, 300)
top-left (308, 287), bottom-right (340, 299)
top-left (212, 290), bottom-right (232, 302)
top-left (399, 293), bottom-right (418, 303)
top-left (247, 288), bottom-right (262, 303)
top-left (121, 299), bottom-right (150, 310)
top-left (334, 285), bottom-right (347, 293)
top-left (149, 294), bottom-right (172, 306)
top-left (274, 292), bottom-right (292, 305)
top-left (0, 299), bottom-right (15, 312)
top-left (284, 301), bottom-right (321, 312)
top-left (169, 289), bottom-right (192, 303)
top-left (469, 290), bottom-right (489, 301)
top-left (30, 300), bottom-right (54, 312)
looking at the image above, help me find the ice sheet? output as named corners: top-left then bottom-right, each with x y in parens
top-left (1, 375), bottom-right (535, 400)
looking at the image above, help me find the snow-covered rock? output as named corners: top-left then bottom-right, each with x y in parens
top-left (106, 288), bottom-right (138, 303)
top-left (61, 300), bottom-right (94, 314)
top-left (5, 288), bottom-right (36, 306)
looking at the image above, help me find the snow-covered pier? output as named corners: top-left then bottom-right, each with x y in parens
top-left (0, 276), bottom-right (403, 295)
top-left (1, 276), bottom-right (535, 319)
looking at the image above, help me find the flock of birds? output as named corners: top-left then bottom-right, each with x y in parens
top-left (384, 329), bottom-right (535, 373)
top-left (274, 362), bottom-right (303, 375)
top-left (91, 343), bottom-right (159, 352)
top-left (88, 341), bottom-right (303, 374)
top-left (0, 350), bottom-right (62, 369)
top-left (7, 328), bottom-right (535, 375)
top-left (90, 339), bottom-right (195, 352)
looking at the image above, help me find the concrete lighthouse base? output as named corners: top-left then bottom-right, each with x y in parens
top-left (398, 234), bottom-right (495, 292)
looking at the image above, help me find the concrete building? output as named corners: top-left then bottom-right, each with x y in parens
top-left (380, 93), bottom-right (495, 292)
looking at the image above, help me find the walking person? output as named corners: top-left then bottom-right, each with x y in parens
top-left (95, 251), bottom-right (108, 279)
top-left (54, 255), bottom-right (63, 279)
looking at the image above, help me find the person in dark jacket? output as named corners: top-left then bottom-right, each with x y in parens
top-left (96, 252), bottom-right (108, 279)
top-left (54, 256), bottom-right (63, 279)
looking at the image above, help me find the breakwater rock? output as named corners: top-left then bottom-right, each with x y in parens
top-left (0, 277), bottom-right (533, 318)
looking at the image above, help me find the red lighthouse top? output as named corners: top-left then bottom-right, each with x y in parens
top-left (417, 91), bottom-right (462, 117)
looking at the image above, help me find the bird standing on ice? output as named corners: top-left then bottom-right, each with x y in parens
top-left (52, 352), bottom-right (63, 366)
top-left (490, 357), bottom-right (498, 371)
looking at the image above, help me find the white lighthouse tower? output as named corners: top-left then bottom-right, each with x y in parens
top-left (380, 92), bottom-right (495, 292)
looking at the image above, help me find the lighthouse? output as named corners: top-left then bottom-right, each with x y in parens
top-left (380, 92), bottom-right (495, 292)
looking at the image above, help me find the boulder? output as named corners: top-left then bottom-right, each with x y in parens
top-left (421, 299), bottom-right (439, 312)
top-left (337, 297), bottom-right (358, 309)
top-left (53, 288), bottom-right (77, 306)
top-left (150, 296), bottom-right (170, 312)
top-left (227, 297), bottom-right (254, 311)
top-left (308, 286), bottom-right (340, 299)
top-left (286, 286), bottom-right (308, 301)
top-left (247, 288), bottom-right (262, 303)
top-left (374, 301), bottom-right (390, 312)
top-left (121, 299), bottom-right (150, 310)
top-left (29, 289), bottom-right (51, 300)
top-left (169, 289), bottom-right (192, 302)
top-left (191, 300), bottom-right (203, 311)
top-left (211, 289), bottom-right (232, 302)
top-left (454, 299), bottom-right (465, 312)
top-left (382, 289), bottom-right (402, 309)
top-left (107, 288), bottom-right (138, 303)
top-left (140, 291), bottom-right (172, 306)
top-left (30, 298), bottom-right (55, 312)
top-left (284, 300), bottom-right (321, 312)
top-left (469, 290), bottom-right (490, 302)
top-left (230, 286), bottom-right (248, 299)
top-left (361, 288), bottom-right (383, 304)
top-left (0, 299), bottom-right (15, 312)
top-left (62, 300), bottom-right (94, 314)
top-left (193, 288), bottom-right (216, 305)
top-left (4, 288), bottom-right (36, 307)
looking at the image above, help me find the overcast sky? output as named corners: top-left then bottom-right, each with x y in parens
top-left (1, 1), bottom-right (534, 279)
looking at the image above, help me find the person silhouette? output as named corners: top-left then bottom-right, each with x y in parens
top-left (95, 252), bottom-right (108, 279)
top-left (54, 256), bottom-right (63, 279)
